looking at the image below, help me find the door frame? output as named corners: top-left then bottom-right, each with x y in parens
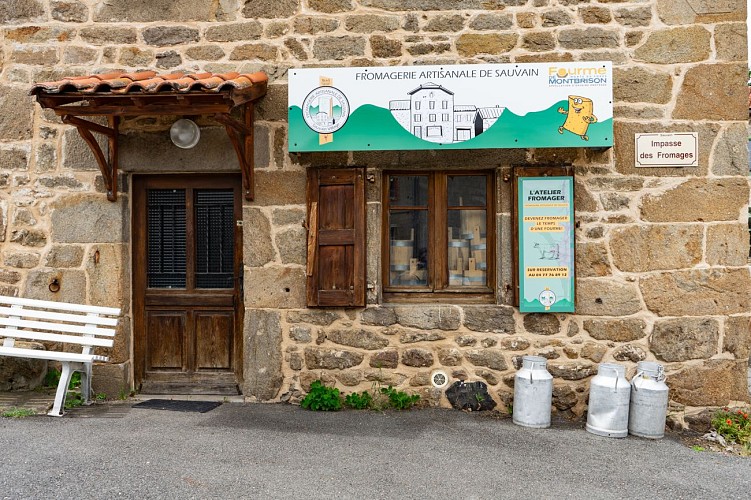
top-left (131, 173), bottom-right (244, 391)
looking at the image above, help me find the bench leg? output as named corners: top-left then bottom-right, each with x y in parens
top-left (80, 363), bottom-right (92, 406)
top-left (48, 362), bottom-right (74, 417)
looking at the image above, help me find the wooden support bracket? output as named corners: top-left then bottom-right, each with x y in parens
top-left (214, 103), bottom-right (255, 201)
top-left (62, 115), bottom-right (119, 201)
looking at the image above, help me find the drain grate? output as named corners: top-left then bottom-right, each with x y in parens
top-left (132, 399), bottom-right (221, 413)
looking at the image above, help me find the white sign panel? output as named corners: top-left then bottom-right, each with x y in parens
top-left (288, 62), bottom-right (613, 152)
top-left (635, 133), bottom-right (698, 167)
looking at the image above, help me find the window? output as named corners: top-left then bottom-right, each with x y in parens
top-left (429, 114), bottom-right (436, 122)
top-left (442, 113), bottom-right (449, 121)
top-left (413, 126), bottom-right (422, 137)
top-left (429, 101), bottom-right (435, 109)
top-left (384, 172), bottom-right (494, 299)
top-left (442, 101), bottom-right (448, 109)
top-left (426, 126), bottom-right (442, 137)
top-left (414, 114), bottom-right (421, 122)
top-left (415, 101), bottom-right (421, 110)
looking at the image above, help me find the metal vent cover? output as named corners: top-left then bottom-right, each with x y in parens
top-left (431, 369), bottom-right (449, 389)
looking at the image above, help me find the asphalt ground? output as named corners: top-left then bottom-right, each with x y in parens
top-left (0, 402), bottom-right (748, 500)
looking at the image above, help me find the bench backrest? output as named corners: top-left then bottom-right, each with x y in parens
top-left (0, 296), bottom-right (121, 354)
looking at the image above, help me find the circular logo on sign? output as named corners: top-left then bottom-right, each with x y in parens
top-left (302, 86), bottom-right (350, 134)
top-left (539, 289), bottom-right (556, 307)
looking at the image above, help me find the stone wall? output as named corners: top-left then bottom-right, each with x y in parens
top-left (1, 0), bottom-right (749, 420)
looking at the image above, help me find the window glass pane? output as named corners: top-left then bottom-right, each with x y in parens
top-left (447, 209), bottom-right (487, 287)
top-left (448, 175), bottom-right (486, 207)
top-left (147, 189), bottom-right (186, 288)
top-left (195, 189), bottom-right (234, 288)
top-left (388, 210), bottom-right (428, 287)
top-left (389, 175), bottom-right (427, 207)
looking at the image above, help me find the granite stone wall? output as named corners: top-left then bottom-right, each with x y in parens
top-left (1, 0), bottom-right (749, 422)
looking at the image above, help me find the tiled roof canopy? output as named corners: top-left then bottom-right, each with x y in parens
top-left (31, 70), bottom-right (268, 201)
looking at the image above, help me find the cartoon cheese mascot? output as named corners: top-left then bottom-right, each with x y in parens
top-left (558, 96), bottom-right (597, 141)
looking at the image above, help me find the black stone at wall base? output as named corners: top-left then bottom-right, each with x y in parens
top-left (445, 381), bottom-right (497, 412)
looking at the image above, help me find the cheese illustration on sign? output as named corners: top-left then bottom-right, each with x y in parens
top-left (557, 95), bottom-right (598, 141)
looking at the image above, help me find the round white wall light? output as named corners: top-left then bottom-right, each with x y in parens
top-left (430, 369), bottom-right (449, 389)
top-left (170, 118), bottom-right (200, 149)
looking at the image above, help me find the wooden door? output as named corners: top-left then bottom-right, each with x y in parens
top-left (133, 174), bottom-right (243, 394)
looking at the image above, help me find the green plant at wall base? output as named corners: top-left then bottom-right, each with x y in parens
top-left (380, 386), bottom-right (420, 410)
top-left (2, 407), bottom-right (35, 418)
top-left (344, 390), bottom-right (373, 410)
top-left (301, 380), bottom-right (342, 411)
top-left (711, 407), bottom-right (751, 452)
top-left (64, 392), bottom-right (84, 410)
top-left (43, 369), bottom-right (81, 390)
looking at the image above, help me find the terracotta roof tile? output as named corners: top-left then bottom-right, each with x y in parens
top-left (30, 70), bottom-right (268, 96)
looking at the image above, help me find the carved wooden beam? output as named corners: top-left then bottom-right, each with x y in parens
top-left (214, 103), bottom-right (255, 201)
top-left (62, 115), bottom-right (119, 201)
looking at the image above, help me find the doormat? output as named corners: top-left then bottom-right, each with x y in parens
top-left (132, 399), bottom-right (221, 413)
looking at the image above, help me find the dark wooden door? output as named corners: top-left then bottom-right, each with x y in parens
top-left (133, 174), bottom-right (243, 394)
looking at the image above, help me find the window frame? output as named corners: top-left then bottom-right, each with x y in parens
top-left (382, 170), bottom-right (496, 303)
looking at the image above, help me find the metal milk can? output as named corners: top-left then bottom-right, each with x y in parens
top-left (586, 363), bottom-right (630, 438)
top-left (628, 361), bottom-right (669, 439)
top-left (513, 356), bottom-right (553, 429)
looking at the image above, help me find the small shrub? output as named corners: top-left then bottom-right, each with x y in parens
top-left (381, 386), bottom-right (420, 410)
top-left (712, 407), bottom-right (751, 452)
top-left (43, 369), bottom-right (81, 390)
top-left (2, 407), bottom-right (35, 418)
top-left (344, 391), bottom-right (372, 410)
top-left (64, 392), bottom-right (84, 410)
top-left (301, 380), bottom-right (342, 411)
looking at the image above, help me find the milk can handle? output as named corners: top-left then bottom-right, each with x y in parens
top-left (632, 370), bottom-right (644, 392)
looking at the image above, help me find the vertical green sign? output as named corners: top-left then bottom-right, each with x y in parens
top-left (518, 176), bottom-right (575, 313)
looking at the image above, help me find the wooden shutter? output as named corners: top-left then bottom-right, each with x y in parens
top-left (306, 168), bottom-right (366, 307)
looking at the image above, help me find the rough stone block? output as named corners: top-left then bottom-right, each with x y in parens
top-left (230, 43), bottom-right (279, 61)
top-left (612, 344), bottom-right (647, 362)
top-left (445, 381), bottom-right (497, 411)
top-left (276, 227), bottom-right (306, 266)
top-left (576, 279), bottom-right (642, 317)
top-left (584, 318), bottom-right (647, 342)
top-left (610, 225), bottom-right (702, 272)
top-left (243, 208), bottom-right (275, 267)
top-left (118, 47), bottom-right (154, 67)
top-left (521, 32), bottom-right (556, 52)
top-left (86, 245), bottom-right (127, 308)
top-left (327, 329), bottom-right (389, 350)
top-left (370, 35), bottom-right (402, 58)
top-left (558, 28), bottom-right (619, 49)
top-left (668, 359), bottom-right (749, 406)
top-left (3, 252), bottom-right (40, 269)
top-left (0, 0), bottom-right (45, 24)
top-left (142, 26), bottom-right (199, 46)
top-left (0, 341), bottom-right (46, 391)
top-left (613, 67), bottom-right (673, 104)
top-left (641, 268), bottom-right (751, 316)
top-left (253, 170), bottom-right (306, 206)
top-left (401, 348), bottom-right (434, 367)
top-left (575, 242), bottom-right (611, 278)
top-left (635, 26), bottom-right (711, 64)
top-left (243, 0), bottom-right (298, 18)
top-left (547, 361), bottom-right (596, 380)
top-left (245, 267), bottom-right (305, 309)
top-left (24, 270), bottom-right (86, 303)
top-left (399, 330), bottom-right (445, 343)
top-left (0, 147), bottom-right (29, 170)
top-left (309, 0), bottom-right (354, 12)
top-left (463, 305), bottom-right (515, 333)
top-left (206, 22), bottom-right (263, 42)
top-left (51, 1), bottom-right (88, 22)
top-left (304, 346), bottom-right (364, 370)
top-left (51, 195), bottom-right (127, 243)
top-left (63, 127), bottom-right (104, 171)
top-left (0, 87), bottom-right (33, 141)
top-left (360, 0), bottom-right (505, 10)
top-left (369, 348), bottom-right (398, 368)
top-left (673, 64), bottom-right (748, 121)
top-left (651, 317), bottom-right (719, 362)
top-left (95, 0), bottom-right (225, 22)
top-left (712, 123), bottom-right (750, 176)
top-left (346, 14), bottom-right (400, 32)
top-left (80, 27), bottom-right (137, 44)
top-left (243, 309), bottom-right (283, 400)
top-left (723, 316), bottom-right (751, 360)
top-left (287, 310), bottom-right (341, 326)
top-left (613, 6), bottom-right (652, 26)
top-left (640, 178), bottom-right (749, 223)
top-left (92, 362), bottom-right (131, 399)
top-left (456, 34), bottom-right (518, 56)
top-left (523, 314), bottom-right (561, 336)
top-left (714, 23), bottom-right (746, 61)
top-left (706, 224), bottom-right (749, 266)
top-left (313, 36), bottom-right (366, 60)
top-left (393, 305), bottom-right (461, 330)
top-left (360, 307), bottom-right (397, 326)
top-left (465, 349), bottom-right (507, 370)
top-left (469, 13), bottom-right (513, 30)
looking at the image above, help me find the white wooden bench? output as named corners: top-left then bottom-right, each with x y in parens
top-left (0, 296), bottom-right (121, 416)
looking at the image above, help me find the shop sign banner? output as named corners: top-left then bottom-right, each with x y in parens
top-left (288, 62), bottom-right (613, 152)
top-left (518, 176), bottom-right (575, 313)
